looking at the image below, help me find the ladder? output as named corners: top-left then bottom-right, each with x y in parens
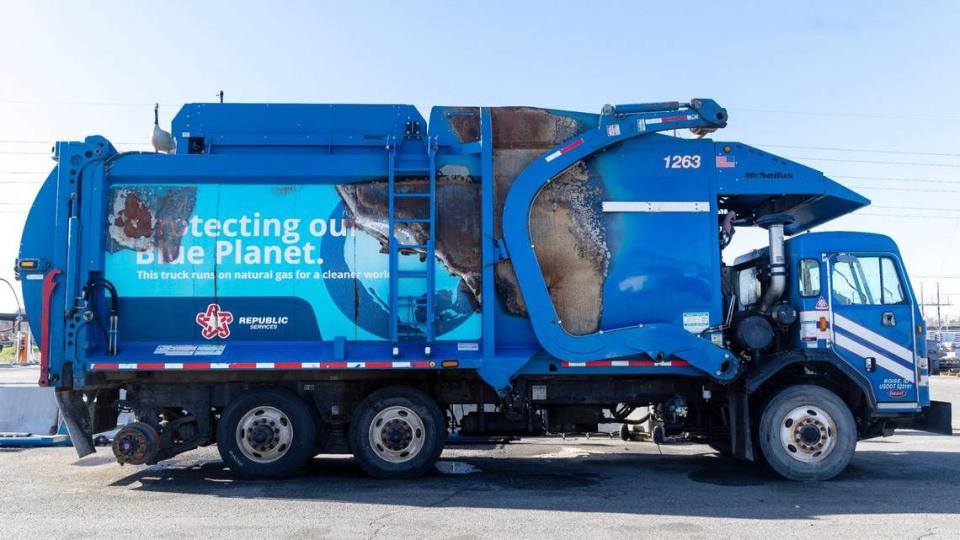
top-left (387, 135), bottom-right (437, 356)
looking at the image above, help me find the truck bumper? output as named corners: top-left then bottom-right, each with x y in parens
top-left (905, 401), bottom-right (953, 435)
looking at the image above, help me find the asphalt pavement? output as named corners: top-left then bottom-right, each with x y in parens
top-left (0, 376), bottom-right (958, 539)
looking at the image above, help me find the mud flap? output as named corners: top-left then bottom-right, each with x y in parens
top-left (55, 390), bottom-right (96, 457)
top-left (728, 391), bottom-right (754, 461)
top-left (907, 401), bottom-right (953, 435)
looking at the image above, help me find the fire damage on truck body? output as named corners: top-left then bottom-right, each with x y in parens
top-left (17, 99), bottom-right (951, 482)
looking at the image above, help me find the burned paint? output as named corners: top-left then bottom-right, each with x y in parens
top-left (107, 186), bottom-right (197, 263)
top-left (485, 108), bottom-right (609, 336)
top-left (336, 175), bottom-right (482, 305)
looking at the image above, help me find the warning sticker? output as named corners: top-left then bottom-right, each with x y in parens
top-left (815, 296), bottom-right (828, 310)
top-left (682, 312), bottom-right (710, 334)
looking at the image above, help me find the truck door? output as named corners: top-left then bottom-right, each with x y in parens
top-left (828, 253), bottom-right (918, 408)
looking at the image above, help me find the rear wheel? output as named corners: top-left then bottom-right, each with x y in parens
top-left (758, 385), bottom-right (856, 482)
top-left (217, 386), bottom-right (317, 479)
top-left (349, 386), bottom-right (445, 479)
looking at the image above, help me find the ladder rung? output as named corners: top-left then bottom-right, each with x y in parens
top-left (397, 243), bottom-right (428, 250)
top-left (394, 192), bottom-right (432, 199)
top-left (397, 270), bottom-right (428, 278)
top-left (396, 218), bottom-right (431, 224)
top-left (394, 166), bottom-right (431, 173)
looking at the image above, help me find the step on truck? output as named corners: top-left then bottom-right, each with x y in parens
top-left (16, 99), bottom-right (952, 481)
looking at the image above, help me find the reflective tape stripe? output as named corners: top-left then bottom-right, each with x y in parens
top-left (602, 201), bottom-right (710, 213)
top-left (544, 138), bottom-right (584, 162)
top-left (834, 332), bottom-right (915, 382)
top-left (89, 361), bottom-right (438, 371)
top-left (877, 402), bottom-right (919, 411)
top-left (561, 360), bottom-right (690, 368)
top-left (834, 313), bottom-right (914, 364)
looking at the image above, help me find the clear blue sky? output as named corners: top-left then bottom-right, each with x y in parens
top-left (1, 1), bottom-right (959, 320)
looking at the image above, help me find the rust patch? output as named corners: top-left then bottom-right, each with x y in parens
top-left (107, 186), bottom-right (197, 262)
top-left (115, 193), bottom-right (153, 240)
top-left (446, 107), bottom-right (481, 143)
top-left (490, 107), bottom-right (583, 150)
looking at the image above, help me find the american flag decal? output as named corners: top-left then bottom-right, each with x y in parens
top-left (716, 155), bottom-right (736, 168)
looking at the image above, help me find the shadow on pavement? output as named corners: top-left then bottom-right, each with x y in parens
top-left (107, 445), bottom-right (960, 519)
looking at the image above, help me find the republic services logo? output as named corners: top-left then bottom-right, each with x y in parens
top-left (196, 303), bottom-right (234, 339)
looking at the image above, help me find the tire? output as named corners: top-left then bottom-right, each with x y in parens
top-left (349, 386), bottom-right (446, 479)
top-left (217, 386), bottom-right (317, 479)
top-left (757, 385), bottom-right (857, 482)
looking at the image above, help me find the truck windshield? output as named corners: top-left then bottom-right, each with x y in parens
top-left (832, 256), bottom-right (905, 305)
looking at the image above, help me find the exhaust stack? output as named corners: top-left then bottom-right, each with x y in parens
top-left (756, 214), bottom-right (795, 312)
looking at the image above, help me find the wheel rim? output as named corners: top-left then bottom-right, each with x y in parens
top-left (779, 405), bottom-right (837, 463)
top-left (367, 405), bottom-right (426, 464)
top-left (235, 406), bottom-right (294, 464)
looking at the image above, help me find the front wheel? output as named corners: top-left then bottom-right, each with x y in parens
top-left (758, 385), bottom-right (857, 482)
top-left (349, 386), bottom-right (446, 479)
top-left (217, 386), bottom-right (317, 479)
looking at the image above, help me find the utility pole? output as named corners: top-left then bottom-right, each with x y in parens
top-left (921, 282), bottom-right (926, 322)
top-left (937, 281), bottom-right (942, 331)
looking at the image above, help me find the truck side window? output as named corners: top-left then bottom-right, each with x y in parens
top-left (798, 259), bottom-right (820, 297)
top-left (880, 257), bottom-right (905, 304)
top-left (832, 256), bottom-right (906, 305)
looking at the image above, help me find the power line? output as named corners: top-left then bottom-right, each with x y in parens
top-left (730, 107), bottom-right (960, 122)
top-left (0, 140), bottom-right (152, 146)
top-left (871, 205), bottom-right (960, 212)
top-left (791, 156), bottom-right (960, 168)
top-left (0, 100), bottom-right (168, 107)
top-left (836, 175), bottom-right (960, 185)
top-left (757, 143), bottom-right (960, 158)
top-left (855, 213), bottom-right (960, 220)
top-left (850, 185), bottom-right (960, 194)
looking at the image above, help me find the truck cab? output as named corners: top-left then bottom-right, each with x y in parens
top-left (788, 232), bottom-right (929, 409)
top-left (732, 231), bottom-right (947, 448)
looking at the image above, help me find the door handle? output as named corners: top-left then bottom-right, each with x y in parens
top-left (882, 312), bottom-right (896, 326)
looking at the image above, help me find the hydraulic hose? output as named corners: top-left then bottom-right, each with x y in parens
top-left (81, 277), bottom-right (119, 356)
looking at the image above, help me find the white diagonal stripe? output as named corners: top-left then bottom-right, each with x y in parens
top-left (544, 150), bottom-right (562, 162)
top-left (834, 332), bottom-right (915, 382)
top-left (834, 313), bottom-right (914, 364)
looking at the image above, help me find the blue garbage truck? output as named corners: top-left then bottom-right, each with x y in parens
top-left (15, 99), bottom-right (951, 481)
